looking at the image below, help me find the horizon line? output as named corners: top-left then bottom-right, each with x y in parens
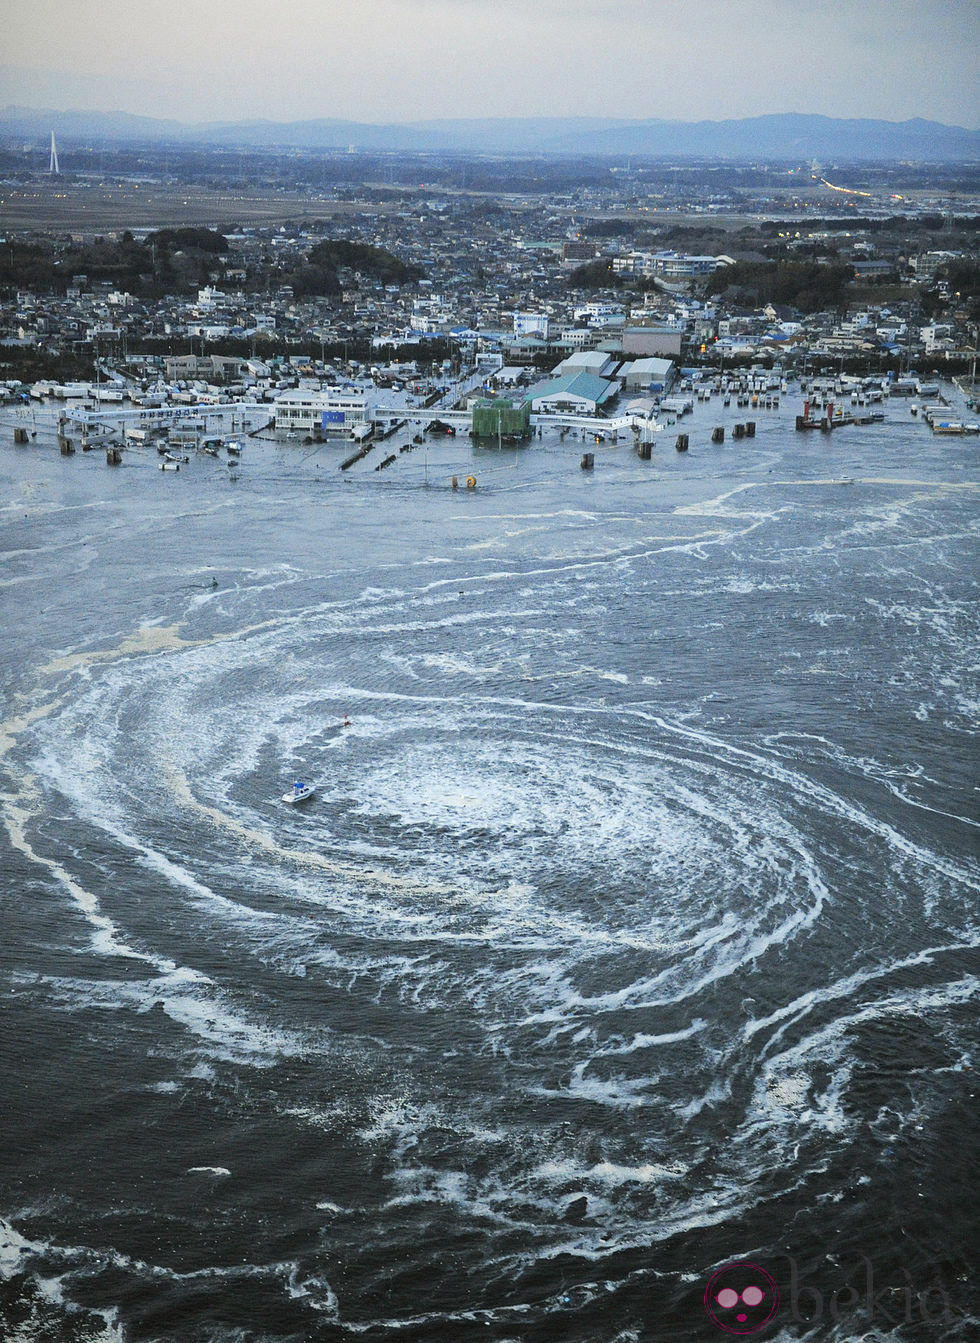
top-left (1, 104), bottom-right (979, 134)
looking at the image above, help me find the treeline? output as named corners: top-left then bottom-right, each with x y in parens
top-left (0, 342), bottom-right (96, 381)
top-left (943, 258), bottom-right (980, 294)
top-left (705, 260), bottom-right (855, 313)
top-left (0, 231), bottom-right (422, 300)
top-left (579, 219), bottom-right (637, 238)
top-left (941, 259), bottom-right (980, 318)
top-left (144, 227), bottom-right (228, 254)
top-left (0, 228), bottom-right (229, 296)
top-left (760, 216), bottom-right (980, 235)
top-left (282, 240), bottom-right (423, 297)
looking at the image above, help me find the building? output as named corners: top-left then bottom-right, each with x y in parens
top-left (573, 302), bottom-right (624, 328)
top-left (492, 366), bottom-right (529, 387)
top-left (613, 251), bottom-right (719, 282)
top-left (527, 371), bottom-right (618, 416)
top-left (513, 312), bottom-right (550, 340)
top-left (273, 388), bottom-right (371, 436)
top-left (624, 396), bottom-right (659, 421)
top-left (623, 357), bottom-right (675, 394)
top-left (651, 252), bottom-right (720, 281)
top-left (562, 240), bottom-right (597, 267)
top-left (163, 353), bottom-right (244, 382)
top-left (471, 396), bottom-right (531, 439)
top-left (912, 251), bottom-right (957, 285)
top-left (851, 260), bottom-right (895, 280)
top-left (621, 326), bottom-right (683, 358)
top-left (551, 350), bottom-right (620, 380)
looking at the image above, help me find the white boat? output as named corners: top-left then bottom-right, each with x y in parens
top-left (282, 781), bottom-right (314, 804)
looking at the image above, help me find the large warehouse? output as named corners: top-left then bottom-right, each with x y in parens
top-left (527, 371), bottom-right (618, 416)
top-left (622, 357), bottom-right (675, 394)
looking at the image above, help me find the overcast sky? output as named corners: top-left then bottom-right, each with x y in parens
top-left (3, 0), bottom-right (978, 128)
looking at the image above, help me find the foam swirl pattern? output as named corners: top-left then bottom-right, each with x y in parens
top-left (1, 410), bottom-right (978, 1341)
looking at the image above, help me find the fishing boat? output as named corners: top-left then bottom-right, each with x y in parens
top-left (282, 781), bottom-right (314, 804)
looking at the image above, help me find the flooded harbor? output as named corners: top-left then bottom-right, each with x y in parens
top-left (1, 377), bottom-right (978, 1341)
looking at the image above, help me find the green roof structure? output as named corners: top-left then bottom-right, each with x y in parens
top-left (471, 396), bottom-right (531, 439)
top-left (528, 371), bottom-right (618, 410)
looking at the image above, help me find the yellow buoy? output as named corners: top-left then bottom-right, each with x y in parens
top-left (466, 476), bottom-right (476, 489)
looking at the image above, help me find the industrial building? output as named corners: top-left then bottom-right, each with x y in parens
top-left (527, 371), bottom-right (618, 416)
top-left (622, 326), bottom-right (684, 358)
top-left (622, 357), bottom-right (675, 394)
top-left (550, 350), bottom-right (620, 380)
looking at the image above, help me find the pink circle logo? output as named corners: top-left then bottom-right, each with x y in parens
top-left (704, 1261), bottom-right (780, 1334)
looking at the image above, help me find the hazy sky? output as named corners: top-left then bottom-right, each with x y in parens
top-left (3, 0), bottom-right (979, 128)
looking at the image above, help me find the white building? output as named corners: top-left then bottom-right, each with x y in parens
top-left (573, 302), bottom-right (624, 327)
top-left (273, 388), bottom-right (371, 436)
top-left (920, 324), bottom-right (953, 353)
top-left (623, 357), bottom-right (675, 394)
top-left (552, 350), bottom-right (619, 380)
top-left (513, 312), bottom-right (550, 340)
top-left (196, 286), bottom-right (227, 310)
top-left (557, 326), bottom-right (594, 349)
top-left (613, 252), bottom-right (719, 282)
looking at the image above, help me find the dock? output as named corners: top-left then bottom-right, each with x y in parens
top-left (795, 399), bottom-right (885, 431)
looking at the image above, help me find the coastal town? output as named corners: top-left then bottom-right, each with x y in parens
top-left (2, 145), bottom-right (978, 452)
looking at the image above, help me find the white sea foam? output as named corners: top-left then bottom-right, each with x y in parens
top-left (0, 1217), bottom-right (34, 1277)
top-left (286, 1265), bottom-right (339, 1315)
top-left (533, 1158), bottom-right (688, 1187)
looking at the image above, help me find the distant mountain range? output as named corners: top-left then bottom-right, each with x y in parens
top-left (2, 106), bottom-right (979, 160)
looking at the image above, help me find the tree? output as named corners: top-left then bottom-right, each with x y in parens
top-left (565, 258), bottom-right (622, 289)
top-left (305, 239), bottom-right (422, 286)
top-left (705, 260), bottom-right (854, 314)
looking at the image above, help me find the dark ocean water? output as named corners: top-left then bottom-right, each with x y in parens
top-left (1, 392), bottom-right (978, 1343)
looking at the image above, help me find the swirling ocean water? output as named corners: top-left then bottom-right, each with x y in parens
top-left (1, 395), bottom-right (978, 1343)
